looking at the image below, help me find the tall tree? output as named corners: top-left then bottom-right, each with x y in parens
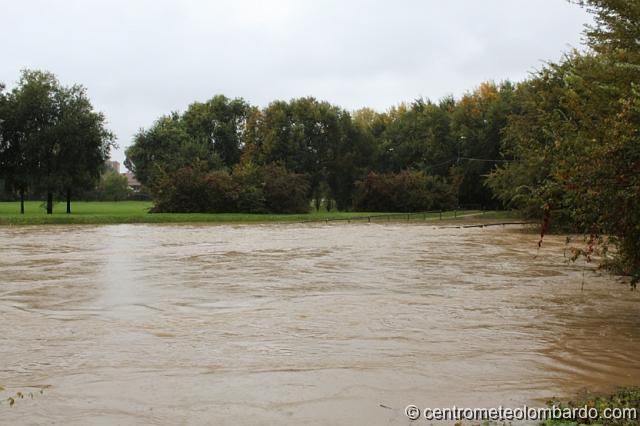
top-left (446, 81), bottom-right (516, 208)
top-left (0, 70), bottom-right (113, 214)
top-left (125, 113), bottom-right (224, 189)
top-left (0, 83), bottom-right (24, 209)
top-left (242, 97), bottom-right (348, 206)
top-left (56, 84), bottom-right (114, 213)
top-left (489, 0), bottom-right (640, 282)
top-left (182, 95), bottom-right (250, 168)
top-left (1, 71), bottom-right (59, 213)
top-left (325, 109), bottom-right (375, 210)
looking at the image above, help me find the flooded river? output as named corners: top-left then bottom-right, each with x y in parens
top-left (1, 223), bottom-right (639, 425)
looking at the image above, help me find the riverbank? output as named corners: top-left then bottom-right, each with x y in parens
top-left (0, 201), bottom-right (517, 225)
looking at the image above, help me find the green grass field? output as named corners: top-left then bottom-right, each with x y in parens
top-left (0, 201), bottom-right (513, 225)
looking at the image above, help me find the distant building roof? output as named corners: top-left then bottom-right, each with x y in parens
top-left (106, 160), bottom-right (120, 173)
top-left (123, 171), bottom-right (141, 189)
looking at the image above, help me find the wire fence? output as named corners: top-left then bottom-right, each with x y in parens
top-left (300, 205), bottom-right (537, 227)
top-left (302, 213), bottom-right (534, 229)
top-left (301, 210), bottom-right (469, 224)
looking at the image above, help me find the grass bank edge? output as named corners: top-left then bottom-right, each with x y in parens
top-left (0, 201), bottom-right (513, 225)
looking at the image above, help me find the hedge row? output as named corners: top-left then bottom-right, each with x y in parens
top-left (150, 163), bottom-right (310, 214)
top-left (353, 171), bottom-right (456, 212)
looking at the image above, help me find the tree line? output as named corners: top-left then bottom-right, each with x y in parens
top-left (0, 70), bottom-right (114, 213)
top-left (124, 83), bottom-right (517, 214)
top-left (488, 0), bottom-right (639, 283)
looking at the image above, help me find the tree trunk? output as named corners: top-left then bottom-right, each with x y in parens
top-left (46, 192), bottom-right (53, 215)
top-left (66, 188), bottom-right (71, 214)
top-left (20, 189), bottom-right (25, 214)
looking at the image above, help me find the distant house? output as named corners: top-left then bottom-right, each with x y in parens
top-left (123, 171), bottom-right (141, 192)
top-left (105, 160), bottom-right (120, 173)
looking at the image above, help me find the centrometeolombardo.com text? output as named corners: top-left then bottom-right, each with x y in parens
top-left (404, 404), bottom-right (638, 422)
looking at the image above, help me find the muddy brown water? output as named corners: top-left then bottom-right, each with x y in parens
top-left (1, 223), bottom-right (639, 425)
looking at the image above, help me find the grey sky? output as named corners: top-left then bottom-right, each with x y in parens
top-left (1, 0), bottom-right (591, 166)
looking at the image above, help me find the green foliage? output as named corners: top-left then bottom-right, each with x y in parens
top-left (353, 170), bottom-right (456, 212)
top-left (133, 89), bottom-right (516, 215)
top-left (124, 95), bottom-right (249, 190)
top-left (242, 97), bottom-right (353, 202)
top-left (543, 387), bottom-right (640, 426)
top-left (324, 110), bottom-right (374, 211)
top-left (181, 95), bottom-right (250, 167)
top-left (150, 162), bottom-right (310, 214)
top-left (261, 163), bottom-right (310, 214)
top-left (450, 81), bottom-right (517, 207)
top-left (97, 171), bottom-right (130, 201)
top-left (150, 164), bottom-right (238, 213)
top-left (488, 0), bottom-right (640, 282)
top-left (0, 70), bottom-right (114, 210)
top-left (233, 161), bottom-right (268, 213)
top-left (124, 113), bottom-right (225, 188)
top-left (577, 0), bottom-right (640, 55)
top-left (55, 83), bottom-right (114, 197)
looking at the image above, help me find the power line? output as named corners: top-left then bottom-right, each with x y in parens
top-left (423, 158), bottom-right (455, 169)
top-left (422, 156), bottom-right (512, 170)
top-left (458, 157), bottom-right (511, 163)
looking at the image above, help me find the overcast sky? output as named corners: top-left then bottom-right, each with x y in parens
top-left (1, 0), bottom-right (592, 166)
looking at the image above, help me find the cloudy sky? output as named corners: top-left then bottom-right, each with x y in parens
top-left (1, 0), bottom-right (592, 166)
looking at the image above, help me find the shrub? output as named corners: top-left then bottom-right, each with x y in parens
top-left (151, 165), bottom-right (238, 213)
top-left (353, 170), bottom-right (456, 212)
top-left (97, 171), bottom-right (131, 201)
top-left (233, 162), bottom-right (267, 213)
top-left (203, 170), bottom-right (239, 212)
top-left (262, 163), bottom-right (310, 214)
top-left (149, 162), bottom-right (311, 214)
